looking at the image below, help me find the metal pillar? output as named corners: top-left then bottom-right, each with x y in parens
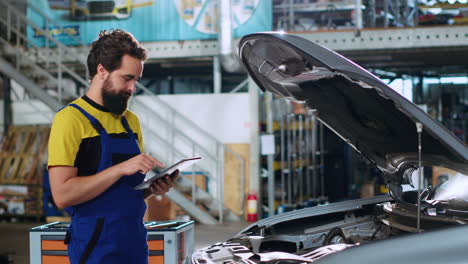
top-left (289, 0), bottom-right (295, 31)
top-left (413, 75), bottom-right (424, 105)
top-left (213, 56), bottom-right (222, 93)
top-left (384, 0), bottom-right (389, 27)
top-left (311, 115), bottom-right (318, 199)
top-left (168, 76), bottom-right (174, 94)
top-left (286, 113), bottom-right (294, 205)
top-left (2, 74), bottom-right (12, 135)
top-left (248, 77), bottom-right (260, 216)
top-left (298, 114), bottom-right (304, 204)
top-left (292, 114), bottom-right (297, 203)
top-left (319, 122), bottom-right (325, 199)
top-left (355, 0), bottom-right (363, 35)
top-left (265, 92), bottom-right (275, 217)
top-left (280, 114), bottom-right (286, 205)
top-left (416, 122), bottom-right (423, 232)
top-left (368, 0), bottom-right (376, 28)
top-left (305, 115), bottom-right (311, 200)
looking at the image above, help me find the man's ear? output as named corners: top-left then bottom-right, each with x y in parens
top-left (97, 64), bottom-right (109, 80)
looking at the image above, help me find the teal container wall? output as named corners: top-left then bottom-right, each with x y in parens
top-left (27, 0), bottom-right (272, 46)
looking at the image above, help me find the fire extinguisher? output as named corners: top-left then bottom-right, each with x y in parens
top-left (247, 192), bottom-right (258, 222)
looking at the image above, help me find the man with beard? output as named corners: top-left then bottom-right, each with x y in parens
top-left (47, 29), bottom-right (176, 264)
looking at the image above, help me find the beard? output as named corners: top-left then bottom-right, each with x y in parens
top-left (101, 78), bottom-right (131, 115)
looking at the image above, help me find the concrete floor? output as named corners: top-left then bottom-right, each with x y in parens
top-left (0, 220), bottom-right (250, 264)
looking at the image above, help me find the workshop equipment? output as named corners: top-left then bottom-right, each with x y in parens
top-left (29, 220), bottom-right (194, 264)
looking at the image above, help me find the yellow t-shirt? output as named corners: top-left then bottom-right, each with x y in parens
top-left (47, 96), bottom-right (144, 176)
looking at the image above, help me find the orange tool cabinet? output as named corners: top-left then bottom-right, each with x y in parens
top-left (29, 221), bottom-right (195, 264)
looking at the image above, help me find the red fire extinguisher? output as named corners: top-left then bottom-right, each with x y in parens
top-left (247, 192), bottom-right (258, 222)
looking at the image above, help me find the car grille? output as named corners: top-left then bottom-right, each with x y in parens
top-left (88, 1), bottom-right (115, 14)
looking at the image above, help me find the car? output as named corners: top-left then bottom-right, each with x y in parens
top-left (192, 32), bottom-right (468, 264)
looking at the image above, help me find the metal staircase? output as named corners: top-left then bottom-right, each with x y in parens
top-left (0, 0), bottom-right (244, 224)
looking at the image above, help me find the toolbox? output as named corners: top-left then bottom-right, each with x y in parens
top-left (29, 220), bottom-right (194, 264)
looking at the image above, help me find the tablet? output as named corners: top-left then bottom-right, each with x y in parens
top-left (134, 157), bottom-right (202, 190)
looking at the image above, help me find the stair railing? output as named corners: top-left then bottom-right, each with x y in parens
top-left (0, 0), bottom-right (88, 104)
top-left (1, 0), bottom-right (246, 222)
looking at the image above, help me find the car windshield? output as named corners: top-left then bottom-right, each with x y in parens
top-left (432, 173), bottom-right (468, 202)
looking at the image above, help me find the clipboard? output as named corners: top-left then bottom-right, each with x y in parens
top-left (134, 157), bottom-right (202, 190)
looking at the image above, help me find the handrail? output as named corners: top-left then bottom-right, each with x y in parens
top-left (139, 124), bottom-right (216, 185)
top-left (0, 1), bottom-right (88, 97)
top-left (0, 37), bottom-right (53, 82)
top-left (131, 96), bottom-right (226, 218)
top-left (27, 2), bottom-right (87, 47)
top-left (1, 0), bottom-right (245, 222)
top-left (136, 84), bottom-right (246, 215)
top-left (0, 1), bottom-right (87, 74)
top-left (0, 56), bottom-right (62, 110)
top-left (62, 66), bottom-right (90, 88)
top-left (229, 78), bottom-right (249, 93)
top-left (139, 128), bottom-right (215, 198)
top-left (137, 112), bottom-right (224, 217)
top-left (132, 97), bottom-right (219, 162)
top-left (24, 14), bottom-right (87, 65)
top-left (136, 83), bottom-right (229, 148)
top-left (24, 0), bottom-right (89, 80)
top-left (3, 1), bottom-right (86, 64)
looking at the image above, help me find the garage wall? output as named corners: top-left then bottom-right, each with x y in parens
top-left (139, 93), bottom-right (252, 144)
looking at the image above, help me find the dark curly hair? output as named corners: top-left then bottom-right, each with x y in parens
top-left (87, 29), bottom-right (147, 79)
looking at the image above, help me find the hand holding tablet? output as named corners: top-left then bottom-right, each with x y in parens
top-left (134, 157), bottom-right (202, 190)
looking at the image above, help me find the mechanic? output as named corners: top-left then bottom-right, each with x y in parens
top-left (47, 29), bottom-right (177, 264)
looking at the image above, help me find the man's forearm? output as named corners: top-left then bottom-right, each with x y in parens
top-left (51, 153), bottom-right (165, 208)
top-left (50, 165), bottom-right (125, 209)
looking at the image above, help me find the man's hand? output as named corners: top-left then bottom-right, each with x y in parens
top-left (146, 170), bottom-right (179, 197)
top-left (117, 153), bottom-right (165, 176)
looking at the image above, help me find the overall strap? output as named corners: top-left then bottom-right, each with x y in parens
top-left (79, 217), bottom-right (105, 264)
top-left (120, 116), bottom-right (135, 135)
top-left (68, 104), bottom-right (106, 134)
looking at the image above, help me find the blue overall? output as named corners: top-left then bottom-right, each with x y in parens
top-left (64, 104), bottom-right (148, 264)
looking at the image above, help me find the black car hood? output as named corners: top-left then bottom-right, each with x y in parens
top-left (238, 32), bottom-right (468, 191)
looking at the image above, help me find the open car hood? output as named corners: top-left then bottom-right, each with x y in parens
top-left (238, 32), bottom-right (468, 192)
